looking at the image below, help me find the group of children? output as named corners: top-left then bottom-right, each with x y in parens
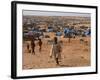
top-left (27, 38), bottom-right (42, 55)
top-left (26, 36), bottom-right (62, 65)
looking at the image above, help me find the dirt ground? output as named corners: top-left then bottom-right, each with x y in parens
top-left (22, 36), bottom-right (91, 70)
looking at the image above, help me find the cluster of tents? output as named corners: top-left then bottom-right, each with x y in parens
top-left (23, 25), bottom-right (91, 41)
top-left (63, 28), bottom-right (91, 38)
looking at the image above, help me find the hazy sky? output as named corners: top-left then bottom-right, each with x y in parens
top-left (23, 10), bottom-right (90, 17)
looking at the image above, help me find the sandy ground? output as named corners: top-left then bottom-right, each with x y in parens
top-left (22, 36), bottom-right (90, 70)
